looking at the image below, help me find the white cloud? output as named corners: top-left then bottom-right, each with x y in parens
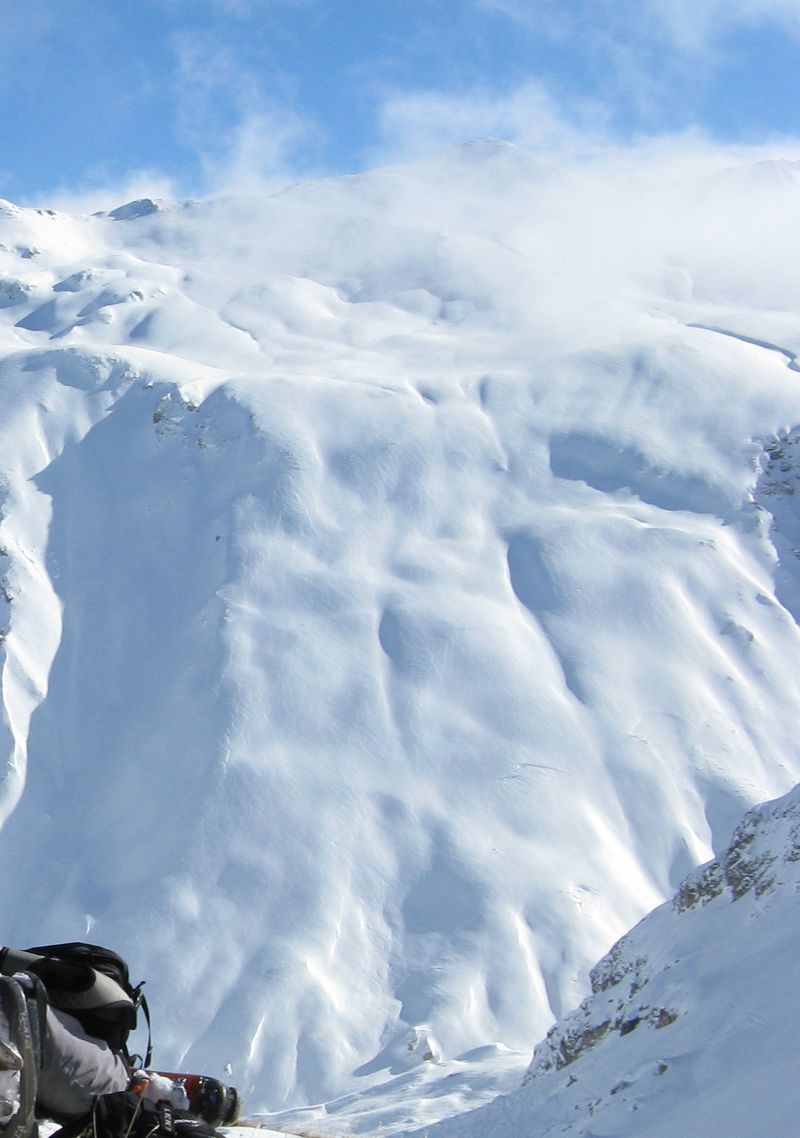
top-left (647, 0), bottom-right (800, 49)
top-left (159, 0), bottom-right (315, 16)
top-left (200, 103), bottom-right (318, 192)
top-left (33, 168), bottom-right (180, 214)
top-left (169, 33), bottom-right (322, 193)
top-left (471, 0), bottom-right (800, 138)
top-left (476, 0), bottom-right (800, 51)
top-left (31, 168), bottom-right (179, 215)
top-left (369, 81), bottom-right (609, 167)
top-left (20, 15), bottom-right (321, 210)
top-left (475, 0), bottom-right (574, 38)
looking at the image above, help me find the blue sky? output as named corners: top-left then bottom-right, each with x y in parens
top-left (4, 0), bottom-right (800, 206)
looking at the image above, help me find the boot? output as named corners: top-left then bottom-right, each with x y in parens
top-left (133, 1072), bottom-right (240, 1126)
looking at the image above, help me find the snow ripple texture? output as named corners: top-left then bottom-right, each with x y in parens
top-left (0, 143), bottom-right (799, 1122)
top-left (417, 782), bottom-right (800, 1138)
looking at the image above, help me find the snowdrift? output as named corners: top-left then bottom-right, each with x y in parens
top-left (0, 143), bottom-right (799, 1121)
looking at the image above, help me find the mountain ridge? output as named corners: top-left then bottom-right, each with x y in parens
top-left (410, 780), bottom-right (800, 1138)
top-left (0, 143), bottom-right (798, 1127)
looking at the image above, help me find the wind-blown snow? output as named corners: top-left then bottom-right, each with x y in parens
top-left (0, 141), bottom-right (799, 1132)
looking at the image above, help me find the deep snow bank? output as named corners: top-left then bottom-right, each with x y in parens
top-left (0, 144), bottom-right (799, 1120)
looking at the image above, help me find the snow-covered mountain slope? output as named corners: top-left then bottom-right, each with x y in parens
top-left (0, 142), bottom-right (799, 1126)
top-left (415, 781), bottom-right (800, 1138)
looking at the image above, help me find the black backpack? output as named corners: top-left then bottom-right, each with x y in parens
top-left (0, 941), bottom-right (151, 1066)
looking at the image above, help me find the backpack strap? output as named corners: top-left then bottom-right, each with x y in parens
top-left (140, 993), bottom-right (153, 1069)
top-left (125, 990), bottom-right (153, 1070)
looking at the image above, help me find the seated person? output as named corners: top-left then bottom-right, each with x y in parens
top-left (0, 950), bottom-right (237, 1138)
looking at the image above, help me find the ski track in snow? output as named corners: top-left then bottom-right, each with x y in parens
top-left (0, 145), bottom-right (799, 1135)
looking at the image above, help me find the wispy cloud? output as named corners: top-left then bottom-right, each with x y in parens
top-left (476, 0), bottom-right (800, 50)
top-left (202, 103), bottom-right (319, 192)
top-left (171, 32), bottom-right (321, 193)
top-left (369, 81), bottom-right (609, 168)
top-left (474, 0), bottom-right (575, 39)
top-left (471, 0), bottom-right (800, 138)
top-left (24, 11), bottom-right (321, 212)
top-left (160, 0), bottom-right (315, 12)
top-left (18, 0), bottom-right (800, 215)
top-left (39, 169), bottom-right (180, 215)
top-left (642, 0), bottom-right (800, 50)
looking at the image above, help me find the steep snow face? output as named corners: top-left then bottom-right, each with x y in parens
top-left (0, 144), bottom-right (799, 1118)
top-left (416, 782), bottom-right (800, 1138)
